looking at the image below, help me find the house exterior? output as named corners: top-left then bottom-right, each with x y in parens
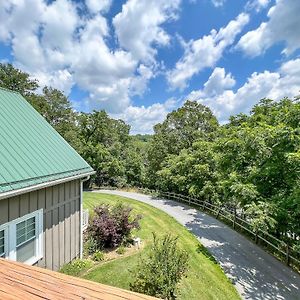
top-left (0, 87), bottom-right (94, 271)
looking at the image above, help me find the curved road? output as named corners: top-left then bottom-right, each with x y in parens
top-left (97, 190), bottom-right (300, 300)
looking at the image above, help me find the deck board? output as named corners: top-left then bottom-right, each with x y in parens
top-left (0, 259), bottom-right (158, 300)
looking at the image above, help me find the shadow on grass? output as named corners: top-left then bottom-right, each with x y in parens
top-left (196, 244), bottom-right (218, 264)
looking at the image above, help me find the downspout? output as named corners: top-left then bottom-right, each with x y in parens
top-left (80, 176), bottom-right (90, 259)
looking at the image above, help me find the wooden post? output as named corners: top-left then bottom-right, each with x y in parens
top-left (255, 232), bottom-right (258, 244)
top-left (233, 209), bottom-right (236, 229)
top-left (286, 244), bottom-right (290, 266)
top-left (216, 207), bottom-right (221, 219)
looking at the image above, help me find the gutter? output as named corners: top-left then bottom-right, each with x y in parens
top-left (0, 171), bottom-right (96, 200)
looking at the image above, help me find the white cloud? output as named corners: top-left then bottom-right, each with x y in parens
top-left (33, 69), bottom-right (74, 95)
top-left (2, 0), bottom-right (47, 71)
top-left (188, 59), bottom-right (300, 122)
top-left (246, 0), bottom-right (271, 11)
top-left (130, 64), bottom-right (155, 96)
top-left (114, 98), bottom-right (178, 134)
top-left (0, 0), bottom-right (181, 115)
top-left (167, 13), bottom-right (249, 90)
top-left (237, 0), bottom-right (300, 56)
top-left (194, 67), bottom-right (236, 98)
top-left (0, 0), bottom-right (78, 74)
top-left (2, 0), bottom-right (46, 41)
top-left (86, 0), bottom-right (112, 14)
top-left (113, 0), bottom-right (181, 63)
top-left (0, 2), bottom-right (10, 42)
top-left (41, 0), bottom-right (79, 52)
top-left (211, 0), bottom-right (226, 7)
top-left (71, 14), bottom-right (138, 112)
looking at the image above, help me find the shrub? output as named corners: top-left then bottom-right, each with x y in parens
top-left (116, 245), bottom-right (126, 255)
top-left (130, 234), bottom-right (189, 299)
top-left (83, 236), bottom-right (98, 256)
top-left (88, 202), bottom-right (142, 249)
top-left (60, 259), bottom-right (93, 276)
top-left (92, 250), bottom-right (105, 262)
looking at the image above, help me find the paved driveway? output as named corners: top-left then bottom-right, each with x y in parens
top-left (96, 190), bottom-right (300, 300)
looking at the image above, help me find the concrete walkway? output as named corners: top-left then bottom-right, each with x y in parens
top-left (96, 190), bottom-right (300, 300)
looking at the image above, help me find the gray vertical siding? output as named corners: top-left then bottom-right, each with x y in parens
top-left (0, 179), bottom-right (81, 271)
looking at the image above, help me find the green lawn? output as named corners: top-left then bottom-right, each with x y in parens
top-left (82, 192), bottom-right (240, 300)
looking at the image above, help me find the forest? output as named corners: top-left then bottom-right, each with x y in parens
top-left (1, 63), bottom-right (299, 251)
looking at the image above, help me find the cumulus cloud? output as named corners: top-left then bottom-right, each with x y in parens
top-left (188, 59), bottom-right (300, 122)
top-left (113, 0), bottom-right (180, 63)
top-left (114, 98), bottom-right (178, 134)
top-left (200, 67), bottom-right (235, 97)
top-left (71, 15), bottom-right (137, 112)
top-left (237, 0), bottom-right (300, 56)
top-left (33, 69), bottom-right (74, 95)
top-left (130, 64), bottom-right (155, 96)
top-left (0, 0), bottom-right (77, 79)
top-left (85, 0), bottom-right (112, 14)
top-left (167, 13), bottom-right (249, 90)
top-left (0, 0), bottom-right (180, 114)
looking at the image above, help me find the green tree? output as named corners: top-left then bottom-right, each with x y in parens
top-left (158, 141), bottom-right (219, 201)
top-left (245, 201), bottom-right (277, 233)
top-left (124, 142), bottom-right (145, 187)
top-left (147, 101), bottom-right (218, 188)
top-left (153, 100), bottom-right (218, 155)
top-left (152, 96), bottom-right (300, 243)
top-left (78, 110), bottom-right (133, 187)
top-left (41, 87), bottom-right (80, 148)
top-left (130, 234), bottom-right (189, 299)
top-left (0, 63), bottom-right (38, 95)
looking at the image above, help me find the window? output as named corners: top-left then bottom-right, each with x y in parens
top-left (16, 216), bottom-right (36, 262)
top-left (0, 225), bottom-right (8, 258)
top-left (0, 209), bottom-right (43, 265)
top-left (0, 230), bottom-right (4, 257)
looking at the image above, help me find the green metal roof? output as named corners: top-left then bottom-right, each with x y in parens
top-left (0, 88), bottom-right (94, 194)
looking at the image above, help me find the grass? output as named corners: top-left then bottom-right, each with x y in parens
top-left (60, 259), bottom-right (93, 277)
top-left (82, 192), bottom-right (240, 300)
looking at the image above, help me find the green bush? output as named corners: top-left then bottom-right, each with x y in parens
top-left (60, 259), bottom-right (93, 276)
top-left (92, 250), bottom-right (105, 262)
top-left (292, 242), bottom-right (300, 253)
top-left (130, 234), bottom-right (189, 299)
top-left (83, 236), bottom-right (98, 256)
top-left (116, 245), bottom-right (126, 255)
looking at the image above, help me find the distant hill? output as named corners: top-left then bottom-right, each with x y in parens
top-left (132, 134), bottom-right (152, 143)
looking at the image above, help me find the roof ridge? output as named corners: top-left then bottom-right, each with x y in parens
top-left (0, 86), bottom-right (21, 95)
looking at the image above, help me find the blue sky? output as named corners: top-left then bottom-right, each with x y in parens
top-left (0, 0), bottom-right (299, 133)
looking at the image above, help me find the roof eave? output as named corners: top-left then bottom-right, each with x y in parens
top-left (0, 170), bottom-right (96, 201)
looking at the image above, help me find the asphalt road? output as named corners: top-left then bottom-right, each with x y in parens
top-left (96, 190), bottom-right (300, 300)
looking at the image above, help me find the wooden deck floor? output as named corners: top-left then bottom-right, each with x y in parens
top-left (0, 259), bottom-right (157, 300)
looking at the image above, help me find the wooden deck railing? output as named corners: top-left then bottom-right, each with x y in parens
top-left (135, 188), bottom-right (300, 273)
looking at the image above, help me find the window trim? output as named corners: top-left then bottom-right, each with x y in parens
top-left (0, 223), bottom-right (8, 258)
top-left (3, 209), bottom-right (43, 266)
